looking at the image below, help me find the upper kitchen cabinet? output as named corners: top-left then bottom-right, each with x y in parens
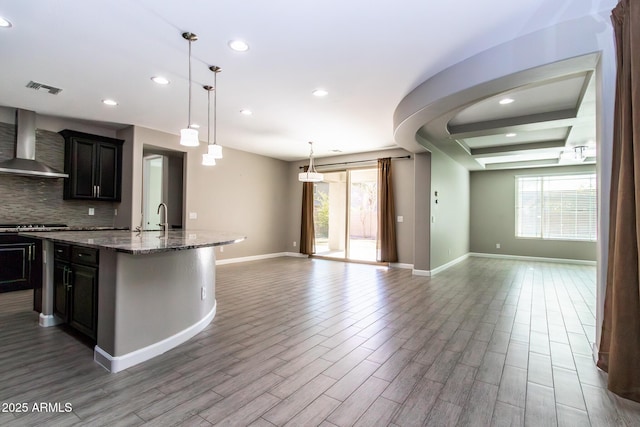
top-left (60, 130), bottom-right (124, 201)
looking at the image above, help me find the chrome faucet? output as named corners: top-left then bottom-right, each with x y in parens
top-left (157, 202), bottom-right (168, 232)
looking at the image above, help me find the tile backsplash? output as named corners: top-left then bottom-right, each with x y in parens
top-left (0, 122), bottom-right (116, 226)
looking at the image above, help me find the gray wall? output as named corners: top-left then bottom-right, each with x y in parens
top-left (0, 119), bottom-right (117, 227)
top-left (413, 152), bottom-right (431, 271)
top-left (470, 164), bottom-right (597, 261)
top-left (429, 146), bottom-right (470, 269)
top-left (285, 148), bottom-right (415, 265)
top-left (124, 126), bottom-right (291, 260)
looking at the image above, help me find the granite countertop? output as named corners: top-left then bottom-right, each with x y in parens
top-left (0, 226), bottom-right (129, 233)
top-left (20, 230), bottom-right (246, 255)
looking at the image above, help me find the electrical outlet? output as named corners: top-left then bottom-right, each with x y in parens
top-left (88, 208), bottom-right (95, 216)
top-left (201, 287), bottom-right (206, 300)
top-left (220, 246), bottom-right (224, 252)
top-left (114, 208), bottom-right (118, 216)
top-left (397, 216), bottom-right (404, 223)
top-left (293, 241), bottom-right (297, 247)
top-left (189, 212), bottom-right (197, 219)
top-left (496, 243), bottom-right (501, 249)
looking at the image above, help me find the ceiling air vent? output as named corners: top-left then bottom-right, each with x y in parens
top-left (26, 80), bottom-right (62, 95)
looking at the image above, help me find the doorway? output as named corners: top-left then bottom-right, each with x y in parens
top-left (313, 168), bottom-right (378, 262)
top-left (142, 155), bottom-right (164, 230)
top-left (142, 147), bottom-right (184, 230)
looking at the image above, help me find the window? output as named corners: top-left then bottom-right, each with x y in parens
top-left (516, 173), bottom-right (596, 241)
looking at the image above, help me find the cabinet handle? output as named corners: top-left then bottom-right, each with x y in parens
top-left (97, 185), bottom-right (100, 197)
top-left (66, 268), bottom-right (72, 290)
top-left (28, 245), bottom-right (32, 261)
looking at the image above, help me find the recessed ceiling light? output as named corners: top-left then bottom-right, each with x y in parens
top-left (506, 133), bottom-right (517, 137)
top-left (499, 98), bottom-right (514, 105)
top-left (190, 123), bottom-right (200, 129)
top-left (228, 40), bottom-right (249, 52)
top-left (151, 76), bottom-right (170, 85)
top-left (102, 99), bottom-right (118, 106)
top-left (0, 16), bottom-right (12, 28)
top-left (312, 89), bottom-right (328, 97)
top-left (240, 109), bottom-right (253, 116)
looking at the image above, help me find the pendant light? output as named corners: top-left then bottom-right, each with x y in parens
top-left (206, 65), bottom-right (223, 159)
top-left (298, 141), bottom-right (323, 182)
top-left (179, 32), bottom-right (199, 147)
top-left (202, 85), bottom-right (216, 166)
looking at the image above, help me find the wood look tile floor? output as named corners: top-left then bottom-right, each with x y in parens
top-left (2, 256), bottom-right (640, 426)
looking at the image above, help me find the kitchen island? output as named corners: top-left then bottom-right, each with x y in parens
top-left (22, 229), bottom-right (245, 373)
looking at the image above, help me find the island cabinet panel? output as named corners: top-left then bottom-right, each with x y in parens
top-left (53, 243), bottom-right (98, 341)
top-left (0, 235), bottom-right (42, 306)
top-left (53, 261), bottom-right (69, 321)
top-left (60, 129), bottom-right (124, 202)
top-left (68, 264), bottom-right (98, 340)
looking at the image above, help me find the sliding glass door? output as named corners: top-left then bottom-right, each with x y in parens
top-left (313, 168), bottom-right (377, 262)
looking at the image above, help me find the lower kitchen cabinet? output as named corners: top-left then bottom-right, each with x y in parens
top-left (53, 244), bottom-right (98, 341)
top-left (0, 234), bottom-right (42, 296)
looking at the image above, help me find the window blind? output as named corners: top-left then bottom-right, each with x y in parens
top-left (516, 174), bottom-right (597, 241)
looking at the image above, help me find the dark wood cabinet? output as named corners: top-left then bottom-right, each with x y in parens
top-left (0, 235), bottom-right (42, 309)
top-left (60, 129), bottom-right (124, 202)
top-left (53, 243), bottom-right (98, 341)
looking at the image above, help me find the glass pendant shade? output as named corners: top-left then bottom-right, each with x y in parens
top-left (180, 128), bottom-right (199, 147)
top-left (298, 171), bottom-right (323, 182)
top-left (298, 141), bottom-right (323, 182)
top-left (202, 144), bottom-right (219, 166)
top-left (202, 152), bottom-right (217, 166)
top-left (208, 143), bottom-right (223, 159)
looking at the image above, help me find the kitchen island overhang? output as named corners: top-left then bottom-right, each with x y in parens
top-left (23, 230), bottom-right (245, 373)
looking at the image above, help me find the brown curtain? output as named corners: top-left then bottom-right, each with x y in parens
top-left (377, 158), bottom-right (398, 262)
top-left (300, 169), bottom-right (315, 255)
top-left (597, 0), bottom-right (640, 403)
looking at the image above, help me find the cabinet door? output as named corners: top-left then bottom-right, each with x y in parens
top-left (96, 142), bottom-right (119, 200)
top-left (70, 139), bottom-right (97, 199)
top-left (0, 241), bottom-right (33, 293)
top-left (53, 262), bottom-right (69, 321)
top-left (68, 264), bottom-right (98, 340)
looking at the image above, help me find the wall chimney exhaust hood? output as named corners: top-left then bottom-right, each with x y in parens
top-left (0, 109), bottom-right (68, 178)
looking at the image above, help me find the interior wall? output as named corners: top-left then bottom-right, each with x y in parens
top-left (413, 152), bottom-right (431, 271)
top-left (285, 148), bottom-right (415, 265)
top-left (428, 145), bottom-right (470, 269)
top-left (470, 164), bottom-right (597, 261)
top-left (126, 126), bottom-right (290, 260)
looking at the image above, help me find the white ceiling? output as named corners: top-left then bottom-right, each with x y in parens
top-left (0, 0), bottom-right (615, 162)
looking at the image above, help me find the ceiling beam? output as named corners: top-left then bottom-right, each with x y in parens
top-left (470, 139), bottom-right (566, 157)
top-left (447, 108), bottom-right (577, 138)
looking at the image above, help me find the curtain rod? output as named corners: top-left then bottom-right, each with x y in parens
top-left (298, 155), bottom-right (411, 169)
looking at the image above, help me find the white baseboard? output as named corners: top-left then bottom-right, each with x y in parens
top-left (412, 253), bottom-right (470, 277)
top-left (216, 252), bottom-right (307, 265)
top-left (390, 263), bottom-right (413, 269)
top-left (94, 301), bottom-right (217, 373)
top-left (469, 252), bottom-right (596, 266)
top-left (39, 313), bottom-right (63, 327)
top-left (412, 269), bottom-right (430, 277)
top-left (285, 252), bottom-right (309, 258)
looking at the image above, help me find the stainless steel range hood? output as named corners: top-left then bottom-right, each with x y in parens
top-left (0, 109), bottom-right (68, 178)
